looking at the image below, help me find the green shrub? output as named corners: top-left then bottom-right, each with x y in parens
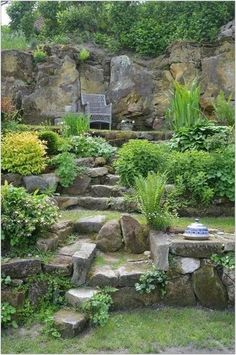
top-left (82, 287), bottom-right (116, 327)
top-left (33, 46), bottom-right (47, 63)
top-left (62, 113), bottom-right (90, 137)
top-left (68, 135), bottom-right (116, 160)
top-left (135, 267), bottom-right (167, 297)
top-left (114, 140), bottom-right (169, 187)
top-left (1, 303), bottom-right (17, 329)
top-left (1, 183), bottom-right (59, 249)
top-left (166, 80), bottom-right (205, 131)
top-left (1, 26), bottom-right (28, 50)
top-left (213, 91), bottom-right (235, 127)
top-left (170, 122), bottom-right (232, 152)
top-left (51, 152), bottom-right (83, 187)
top-left (168, 147), bottom-right (235, 206)
top-left (135, 172), bottom-right (173, 230)
top-left (2, 132), bottom-right (47, 175)
top-left (38, 130), bottom-right (60, 155)
top-left (79, 48), bottom-right (90, 61)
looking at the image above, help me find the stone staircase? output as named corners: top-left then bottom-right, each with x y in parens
top-left (54, 161), bottom-right (138, 212)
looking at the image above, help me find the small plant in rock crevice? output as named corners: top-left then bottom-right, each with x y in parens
top-left (82, 287), bottom-right (117, 327)
top-left (210, 252), bottom-right (235, 270)
top-left (135, 267), bottom-right (167, 297)
top-left (1, 303), bottom-right (17, 329)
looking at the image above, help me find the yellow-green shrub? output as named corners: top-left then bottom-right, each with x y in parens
top-left (2, 132), bottom-right (47, 175)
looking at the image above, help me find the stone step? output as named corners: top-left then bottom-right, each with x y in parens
top-left (90, 184), bottom-right (126, 198)
top-left (55, 196), bottom-right (138, 212)
top-left (74, 215), bottom-right (106, 234)
top-left (65, 287), bottom-right (98, 307)
top-left (104, 174), bottom-right (120, 186)
top-left (53, 308), bottom-right (88, 338)
top-left (71, 242), bottom-right (97, 286)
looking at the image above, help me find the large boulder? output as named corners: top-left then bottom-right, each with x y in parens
top-left (164, 275), bottom-right (196, 306)
top-left (1, 258), bottom-right (42, 279)
top-left (61, 174), bottom-right (91, 195)
top-left (22, 55), bottom-right (80, 123)
top-left (96, 220), bottom-right (123, 252)
top-left (120, 215), bottom-right (148, 254)
top-left (192, 264), bottom-right (228, 309)
top-left (1, 50), bottom-right (33, 82)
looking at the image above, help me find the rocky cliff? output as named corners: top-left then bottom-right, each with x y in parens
top-left (1, 37), bottom-right (235, 130)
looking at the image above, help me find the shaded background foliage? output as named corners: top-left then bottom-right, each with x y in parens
top-left (5, 1), bottom-right (234, 56)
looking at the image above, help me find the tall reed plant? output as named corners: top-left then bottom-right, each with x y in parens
top-left (62, 113), bottom-right (90, 137)
top-left (134, 172), bottom-right (172, 231)
top-left (166, 80), bottom-right (204, 131)
top-left (213, 91), bottom-right (235, 127)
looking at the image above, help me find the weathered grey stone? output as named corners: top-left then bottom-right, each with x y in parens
top-left (1, 289), bottom-right (25, 308)
top-left (23, 173), bottom-right (59, 193)
top-left (88, 265), bottom-right (118, 287)
top-left (109, 197), bottom-right (138, 212)
top-left (75, 157), bottom-right (94, 167)
top-left (94, 157), bottom-right (106, 166)
top-left (74, 215), bottom-right (106, 234)
top-left (105, 174), bottom-right (120, 186)
top-left (2, 50), bottom-right (33, 82)
top-left (29, 280), bottom-right (49, 306)
top-left (111, 287), bottom-right (161, 310)
top-left (118, 262), bottom-right (150, 287)
top-left (53, 196), bottom-right (79, 209)
top-left (149, 231), bottom-right (170, 271)
top-left (61, 175), bottom-right (91, 196)
top-left (50, 220), bottom-right (74, 241)
top-left (43, 255), bottom-right (72, 276)
top-left (164, 275), bottom-right (196, 306)
top-left (222, 267), bottom-right (235, 304)
top-left (227, 286), bottom-right (235, 304)
top-left (53, 309), bottom-right (88, 338)
top-left (87, 167), bottom-right (108, 177)
top-left (120, 215), bottom-right (148, 254)
top-left (36, 235), bottom-right (59, 252)
top-left (58, 241), bottom-right (83, 257)
top-left (193, 264), bottom-right (228, 309)
top-left (65, 288), bottom-right (98, 307)
top-left (90, 184), bottom-right (125, 197)
top-left (76, 197), bottom-right (110, 210)
top-left (169, 237), bottom-right (225, 258)
top-left (1, 173), bottom-right (22, 187)
top-left (173, 257), bottom-right (201, 274)
top-left (71, 243), bottom-right (97, 286)
top-left (1, 258), bottom-right (42, 279)
top-left (96, 220), bottom-right (123, 252)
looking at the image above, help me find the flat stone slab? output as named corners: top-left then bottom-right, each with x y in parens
top-left (90, 185), bottom-right (125, 197)
top-left (169, 234), bottom-right (234, 258)
top-left (88, 265), bottom-right (119, 287)
top-left (54, 196), bottom-right (79, 209)
top-left (53, 309), bottom-right (88, 338)
top-left (74, 215), bottom-right (106, 234)
top-left (50, 220), bottom-right (74, 241)
top-left (43, 255), bottom-right (72, 276)
top-left (65, 288), bottom-right (98, 307)
top-left (58, 241), bottom-right (83, 257)
top-left (149, 231), bottom-right (170, 271)
top-left (1, 258), bottom-right (42, 279)
top-left (76, 197), bottom-right (110, 210)
top-left (171, 257), bottom-right (201, 274)
top-left (105, 174), bottom-right (120, 186)
top-left (118, 262), bottom-right (151, 287)
top-left (87, 167), bottom-right (108, 177)
top-left (72, 242), bottom-right (97, 285)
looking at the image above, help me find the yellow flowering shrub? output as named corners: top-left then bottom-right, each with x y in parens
top-left (2, 132), bottom-right (47, 175)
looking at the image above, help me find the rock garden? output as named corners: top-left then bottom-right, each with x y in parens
top-left (1, 1), bottom-right (235, 354)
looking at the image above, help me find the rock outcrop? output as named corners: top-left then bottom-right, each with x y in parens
top-left (1, 31), bottom-right (234, 129)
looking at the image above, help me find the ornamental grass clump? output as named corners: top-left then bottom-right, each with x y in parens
top-left (62, 113), bottom-right (90, 137)
top-left (1, 132), bottom-right (47, 175)
top-left (134, 172), bottom-right (172, 231)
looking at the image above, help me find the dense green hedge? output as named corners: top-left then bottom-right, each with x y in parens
top-left (6, 1), bottom-right (234, 56)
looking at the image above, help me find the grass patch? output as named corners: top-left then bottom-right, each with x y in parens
top-left (61, 210), bottom-right (234, 233)
top-left (1, 27), bottom-right (29, 50)
top-left (2, 307), bottom-right (234, 354)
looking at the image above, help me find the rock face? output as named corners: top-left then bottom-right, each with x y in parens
top-left (120, 215), bottom-right (148, 254)
top-left (192, 264), bottom-right (228, 309)
top-left (165, 275), bottom-right (196, 306)
top-left (2, 34), bottom-right (234, 129)
top-left (96, 220), bottom-right (123, 252)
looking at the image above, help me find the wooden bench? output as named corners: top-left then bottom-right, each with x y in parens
top-left (81, 93), bottom-right (112, 130)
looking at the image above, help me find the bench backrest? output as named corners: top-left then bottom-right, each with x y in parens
top-left (81, 93), bottom-right (112, 129)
